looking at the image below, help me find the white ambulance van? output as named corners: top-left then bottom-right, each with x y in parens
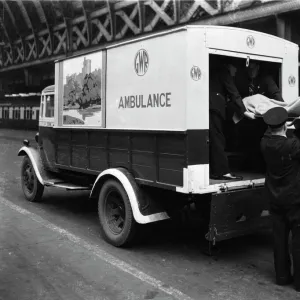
top-left (18, 25), bottom-right (299, 248)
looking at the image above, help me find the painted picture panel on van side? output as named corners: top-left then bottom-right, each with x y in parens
top-left (62, 52), bottom-right (102, 126)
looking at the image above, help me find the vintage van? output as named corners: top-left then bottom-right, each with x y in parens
top-left (18, 25), bottom-right (299, 248)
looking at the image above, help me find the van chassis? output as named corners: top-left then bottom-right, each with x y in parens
top-left (17, 25), bottom-right (292, 249)
top-left (18, 134), bottom-right (271, 249)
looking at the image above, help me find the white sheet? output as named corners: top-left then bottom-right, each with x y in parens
top-left (241, 94), bottom-right (300, 120)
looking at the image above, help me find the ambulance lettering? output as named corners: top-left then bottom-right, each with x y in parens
top-left (118, 93), bottom-right (171, 109)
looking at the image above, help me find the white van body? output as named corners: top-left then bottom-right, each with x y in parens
top-left (51, 26), bottom-right (298, 194)
top-left (19, 25), bottom-right (299, 246)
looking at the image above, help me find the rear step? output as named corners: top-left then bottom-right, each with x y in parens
top-left (44, 180), bottom-right (92, 191)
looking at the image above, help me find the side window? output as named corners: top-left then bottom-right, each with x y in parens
top-left (45, 94), bottom-right (54, 118)
top-left (25, 108), bottom-right (32, 120)
top-left (13, 107), bottom-right (20, 120)
top-left (3, 107), bottom-right (9, 119)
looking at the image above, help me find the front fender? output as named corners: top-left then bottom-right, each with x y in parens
top-left (18, 146), bottom-right (44, 185)
top-left (90, 168), bottom-right (169, 224)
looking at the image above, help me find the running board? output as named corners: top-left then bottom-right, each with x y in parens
top-left (44, 180), bottom-right (92, 191)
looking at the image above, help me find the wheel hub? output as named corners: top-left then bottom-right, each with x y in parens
top-left (23, 164), bottom-right (34, 193)
top-left (105, 191), bottom-right (125, 234)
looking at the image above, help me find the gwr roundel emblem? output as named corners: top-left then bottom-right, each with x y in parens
top-left (190, 66), bottom-right (201, 81)
top-left (289, 75), bottom-right (296, 86)
top-left (134, 49), bottom-right (149, 76)
top-left (246, 35), bottom-right (255, 48)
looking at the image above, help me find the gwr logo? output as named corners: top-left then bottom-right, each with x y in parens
top-left (134, 49), bottom-right (149, 76)
top-left (246, 35), bottom-right (255, 48)
top-left (289, 75), bottom-right (296, 86)
top-left (190, 66), bottom-right (201, 81)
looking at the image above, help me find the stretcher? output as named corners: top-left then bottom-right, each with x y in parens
top-left (243, 94), bottom-right (300, 120)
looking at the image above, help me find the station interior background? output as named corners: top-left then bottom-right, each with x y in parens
top-left (0, 0), bottom-right (299, 130)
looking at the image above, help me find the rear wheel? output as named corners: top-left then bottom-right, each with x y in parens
top-left (98, 179), bottom-right (136, 247)
top-left (21, 156), bottom-right (44, 202)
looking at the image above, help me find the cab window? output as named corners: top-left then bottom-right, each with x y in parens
top-left (40, 96), bottom-right (44, 117)
top-left (45, 94), bottom-right (54, 118)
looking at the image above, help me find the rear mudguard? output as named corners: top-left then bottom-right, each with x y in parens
top-left (18, 146), bottom-right (44, 185)
top-left (90, 168), bottom-right (170, 224)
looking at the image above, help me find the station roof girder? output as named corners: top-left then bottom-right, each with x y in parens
top-left (0, 0), bottom-right (298, 72)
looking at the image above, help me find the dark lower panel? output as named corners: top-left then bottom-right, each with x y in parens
top-left (133, 164), bottom-right (156, 181)
top-left (132, 151), bottom-right (156, 181)
top-left (39, 126), bottom-right (57, 170)
top-left (56, 130), bottom-right (71, 143)
top-left (187, 129), bottom-right (209, 165)
top-left (89, 147), bottom-right (108, 171)
top-left (52, 128), bottom-right (208, 189)
top-left (159, 154), bottom-right (185, 170)
top-left (131, 134), bottom-right (155, 152)
top-left (157, 134), bottom-right (186, 155)
top-left (71, 146), bottom-right (88, 168)
top-left (132, 151), bottom-right (155, 166)
top-left (88, 131), bottom-right (107, 147)
top-left (56, 144), bottom-right (70, 165)
top-left (159, 168), bottom-right (183, 186)
top-left (109, 149), bottom-right (129, 168)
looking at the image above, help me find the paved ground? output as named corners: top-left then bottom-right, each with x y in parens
top-left (0, 129), bottom-right (299, 299)
top-left (0, 128), bottom-right (36, 142)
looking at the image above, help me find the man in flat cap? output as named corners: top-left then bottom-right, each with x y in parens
top-left (234, 60), bottom-right (284, 170)
top-left (261, 107), bottom-right (300, 291)
top-left (209, 57), bottom-right (245, 180)
top-left (237, 60), bottom-right (284, 102)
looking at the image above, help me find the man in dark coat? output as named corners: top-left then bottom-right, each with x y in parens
top-left (209, 58), bottom-right (245, 180)
top-left (236, 60), bottom-right (284, 171)
top-left (261, 107), bottom-right (300, 291)
top-left (236, 60), bottom-right (284, 102)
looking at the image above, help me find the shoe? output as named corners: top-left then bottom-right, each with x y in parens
top-left (276, 276), bottom-right (293, 286)
top-left (210, 174), bottom-right (222, 180)
top-left (222, 173), bottom-right (243, 180)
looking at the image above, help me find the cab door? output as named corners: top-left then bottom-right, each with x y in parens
top-left (39, 90), bottom-right (57, 171)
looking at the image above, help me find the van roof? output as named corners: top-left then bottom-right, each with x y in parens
top-left (42, 85), bottom-right (54, 94)
top-left (55, 25), bottom-right (298, 63)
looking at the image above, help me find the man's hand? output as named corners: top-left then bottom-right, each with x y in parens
top-left (293, 118), bottom-right (300, 130)
top-left (288, 118), bottom-right (300, 130)
top-left (244, 111), bottom-right (256, 120)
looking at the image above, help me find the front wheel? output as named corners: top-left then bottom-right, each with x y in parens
top-left (21, 155), bottom-right (44, 202)
top-left (98, 179), bottom-right (136, 247)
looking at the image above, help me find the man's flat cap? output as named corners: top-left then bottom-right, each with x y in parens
top-left (263, 107), bottom-right (288, 127)
top-left (222, 56), bottom-right (241, 67)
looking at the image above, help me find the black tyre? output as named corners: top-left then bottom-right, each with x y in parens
top-left (21, 156), bottom-right (44, 202)
top-left (98, 179), bottom-right (136, 247)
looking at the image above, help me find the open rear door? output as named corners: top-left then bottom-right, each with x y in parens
top-left (206, 186), bottom-right (271, 244)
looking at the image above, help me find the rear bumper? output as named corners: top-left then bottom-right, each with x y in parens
top-left (203, 177), bottom-right (265, 194)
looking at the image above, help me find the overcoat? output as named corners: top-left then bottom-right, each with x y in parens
top-left (261, 130), bottom-right (300, 208)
